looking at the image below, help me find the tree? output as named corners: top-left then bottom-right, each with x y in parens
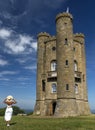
top-left (12, 106), bottom-right (25, 115)
top-left (0, 107), bottom-right (6, 116)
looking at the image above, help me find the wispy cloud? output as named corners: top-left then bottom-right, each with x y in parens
top-left (0, 77), bottom-right (10, 81)
top-left (0, 70), bottom-right (19, 77)
top-left (0, 28), bottom-right (11, 39)
top-left (16, 56), bottom-right (36, 64)
top-left (17, 77), bottom-right (29, 81)
top-left (24, 65), bottom-right (37, 70)
top-left (0, 59), bottom-right (9, 66)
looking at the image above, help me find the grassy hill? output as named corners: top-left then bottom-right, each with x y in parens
top-left (0, 115), bottom-right (95, 130)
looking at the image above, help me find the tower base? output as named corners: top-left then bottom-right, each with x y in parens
top-left (33, 100), bottom-right (46, 116)
top-left (76, 100), bottom-right (91, 115)
top-left (54, 98), bottom-right (79, 117)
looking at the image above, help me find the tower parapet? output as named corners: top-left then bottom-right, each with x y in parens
top-left (37, 32), bottom-right (50, 39)
top-left (74, 33), bottom-right (85, 44)
top-left (56, 12), bottom-right (73, 22)
top-left (45, 36), bottom-right (56, 43)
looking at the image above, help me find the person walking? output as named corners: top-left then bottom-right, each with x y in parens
top-left (4, 95), bottom-right (17, 127)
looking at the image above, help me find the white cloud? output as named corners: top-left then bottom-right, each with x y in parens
top-left (0, 78), bottom-right (10, 81)
top-left (19, 34), bottom-right (33, 45)
top-left (5, 39), bottom-right (25, 54)
top-left (16, 56), bottom-right (36, 64)
top-left (17, 77), bottom-right (29, 81)
top-left (0, 27), bottom-right (37, 55)
top-left (24, 65), bottom-right (37, 70)
top-left (16, 58), bottom-right (27, 64)
top-left (31, 42), bottom-right (37, 51)
top-left (0, 59), bottom-right (9, 66)
top-left (0, 28), bottom-right (11, 39)
top-left (0, 71), bottom-right (19, 77)
top-left (4, 31), bottom-right (37, 54)
top-left (0, 11), bottom-right (12, 19)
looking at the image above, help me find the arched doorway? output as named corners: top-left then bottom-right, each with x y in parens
top-left (48, 101), bottom-right (57, 116)
top-left (52, 102), bottom-right (56, 115)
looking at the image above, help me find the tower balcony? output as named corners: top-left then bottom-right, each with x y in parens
top-left (47, 71), bottom-right (57, 82)
top-left (74, 71), bottom-right (81, 78)
top-left (74, 71), bottom-right (82, 83)
top-left (47, 71), bottom-right (57, 78)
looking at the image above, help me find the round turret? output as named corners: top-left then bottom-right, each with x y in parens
top-left (55, 11), bottom-right (75, 98)
top-left (74, 33), bottom-right (85, 44)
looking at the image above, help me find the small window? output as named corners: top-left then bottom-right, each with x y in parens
top-left (42, 80), bottom-right (45, 92)
top-left (66, 84), bottom-right (69, 90)
top-left (64, 22), bottom-right (67, 26)
top-left (73, 47), bottom-right (75, 51)
top-left (65, 38), bottom-right (68, 44)
top-left (51, 83), bottom-right (57, 93)
top-left (51, 60), bottom-right (57, 71)
top-left (83, 74), bottom-right (85, 81)
top-left (52, 47), bottom-right (56, 51)
top-left (74, 60), bottom-right (78, 71)
top-left (75, 84), bottom-right (78, 94)
top-left (66, 60), bottom-right (68, 65)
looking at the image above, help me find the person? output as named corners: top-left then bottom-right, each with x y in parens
top-left (3, 95), bottom-right (17, 127)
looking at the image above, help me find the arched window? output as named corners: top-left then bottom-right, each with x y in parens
top-left (66, 60), bottom-right (68, 66)
top-left (65, 38), bottom-right (68, 44)
top-left (66, 84), bottom-right (69, 90)
top-left (51, 83), bottom-right (57, 93)
top-left (74, 60), bottom-right (78, 71)
top-left (51, 60), bottom-right (57, 71)
top-left (74, 84), bottom-right (78, 94)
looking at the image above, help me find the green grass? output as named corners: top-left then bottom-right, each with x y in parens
top-left (0, 115), bottom-right (95, 130)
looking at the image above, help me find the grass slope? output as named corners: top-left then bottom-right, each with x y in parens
top-left (0, 115), bottom-right (95, 130)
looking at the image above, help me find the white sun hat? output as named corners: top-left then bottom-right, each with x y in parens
top-left (6, 95), bottom-right (13, 100)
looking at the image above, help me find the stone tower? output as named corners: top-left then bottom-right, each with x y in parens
top-left (34, 11), bottom-right (90, 117)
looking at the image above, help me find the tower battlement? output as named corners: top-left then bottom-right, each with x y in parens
top-left (37, 32), bottom-right (50, 38)
top-left (74, 33), bottom-right (84, 37)
top-left (56, 12), bottom-right (73, 22)
top-left (74, 33), bottom-right (85, 44)
top-left (45, 36), bottom-right (56, 43)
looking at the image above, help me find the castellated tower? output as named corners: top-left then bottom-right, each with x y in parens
top-left (34, 11), bottom-right (90, 117)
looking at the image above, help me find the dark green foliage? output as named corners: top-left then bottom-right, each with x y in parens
top-left (27, 111), bottom-right (33, 115)
top-left (0, 106), bottom-right (25, 116)
top-left (12, 106), bottom-right (25, 115)
top-left (0, 107), bottom-right (6, 116)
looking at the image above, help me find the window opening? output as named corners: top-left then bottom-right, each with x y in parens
top-left (51, 60), bottom-right (57, 71)
top-left (52, 83), bottom-right (57, 93)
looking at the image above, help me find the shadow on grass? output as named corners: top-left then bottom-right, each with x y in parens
top-left (10, 122), bottom-right (17, 126)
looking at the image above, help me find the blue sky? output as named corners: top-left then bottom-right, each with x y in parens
top-left (0, 0), bottom-right (95, 111)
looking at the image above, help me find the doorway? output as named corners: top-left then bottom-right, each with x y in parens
top-left (52, 102), bottom-right (56, 115)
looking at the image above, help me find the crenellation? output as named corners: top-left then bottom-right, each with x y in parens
top-left (44, 36), bottom-right (56, 43)
top-left (56, 12), bottom-right (73, 22)
top-left (37, 32), bottom-right (50, 38)
top-left (74, 33), bottom-right (85, 44)
top-left (74, 33), bottom-right (84, 37)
